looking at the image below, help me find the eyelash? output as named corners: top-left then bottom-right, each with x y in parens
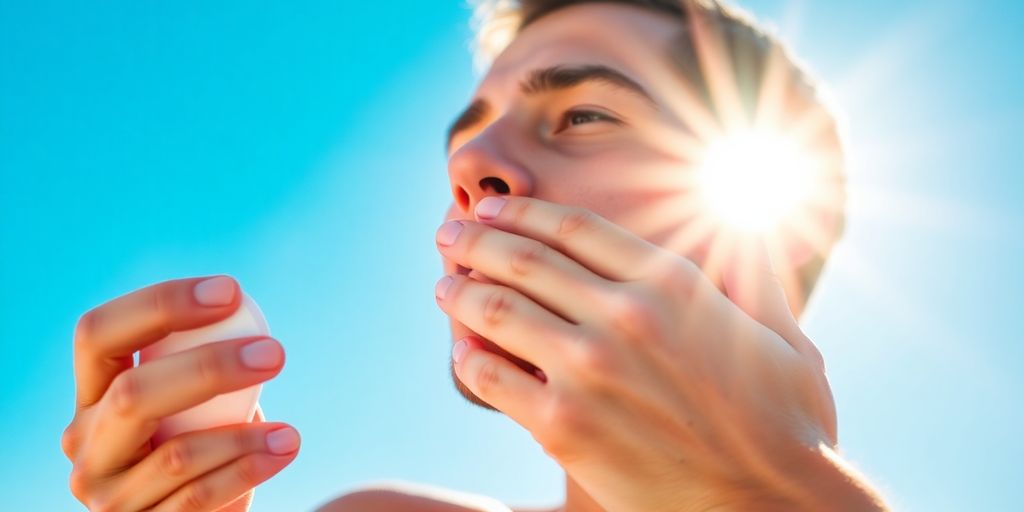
top-left (557, 109), bottom-right (621, 132)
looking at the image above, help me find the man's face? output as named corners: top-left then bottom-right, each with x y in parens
top-left (439, 4), bottom-right (825, 410)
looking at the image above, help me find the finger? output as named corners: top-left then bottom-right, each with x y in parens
top-left (62, 410), bottom-right (92, 462)
top-left (472, 196), bottom-right (668, 282)
top-left (252, 403), bottom-right (264, 423)
top-left (435, 219), bottom-right (613, 323)
top-left (74, 275), bottom-right (243, 409)
top-left (152, 449), bottom-right (298, 512)
top-left (452, 336), bottom-right (548, 432)
top-left (85, 337), bottom-right (284, 472)
top-left (435, 273), bottom-right (574, 368)
top-left (101, 423), bottom-right (299, 512)
top-left (721, 236), bottom-right (824, 371)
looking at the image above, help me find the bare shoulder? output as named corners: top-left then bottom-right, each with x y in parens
top-left (313, 479), bottom-right (559, 512)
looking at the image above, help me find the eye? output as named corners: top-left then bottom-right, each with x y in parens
top-left (557, 109), bottom-right (621, 133)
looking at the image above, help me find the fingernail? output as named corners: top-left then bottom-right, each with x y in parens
top-left (436, 221), bottom-right (464, 246)
top-left (476, 196), bottom-right (506, 220)
top-left (435, 275), bottom-right (454, 300)
top-left (193, 276), bottom-right (236, 307)
top-left (240, 338), bottom-right (283, 370)
top-left (266, 427), bottom-right (300, 455)
top-left (452, 338), bottom-right (469, 364)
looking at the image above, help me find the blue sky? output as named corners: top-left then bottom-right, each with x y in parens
top-left (1, 1), bottom-right (1021, 510)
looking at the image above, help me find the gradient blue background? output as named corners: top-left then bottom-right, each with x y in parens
top-left (2, 1), bottom-right (1021, 510)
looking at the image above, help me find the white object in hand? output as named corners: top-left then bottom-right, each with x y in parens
top-left (139, 292), bottom-right (269, 447)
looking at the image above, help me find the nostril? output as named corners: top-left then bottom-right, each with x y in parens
top-left (455, 187), bottom-right (470, 211)
top-left (479, 177), bottom-right (510, 194)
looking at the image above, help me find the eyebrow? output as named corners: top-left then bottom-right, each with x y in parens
top-left (445, 64), bottom-right (657, 152)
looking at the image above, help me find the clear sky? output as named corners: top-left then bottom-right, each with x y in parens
top-left (2, 1), bottom-right (1022, 510)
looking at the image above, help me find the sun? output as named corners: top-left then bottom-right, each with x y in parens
top-left (696, 129), bottom-right (819, 233)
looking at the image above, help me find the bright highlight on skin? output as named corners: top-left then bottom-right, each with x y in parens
top-left (697, 129), bottom-right (817, 233)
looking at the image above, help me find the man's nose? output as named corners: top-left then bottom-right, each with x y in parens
top-left (447, 127), bottom-right (534, 215)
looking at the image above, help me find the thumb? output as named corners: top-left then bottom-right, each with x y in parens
top-left (721, 235), bottom-right (824, 371)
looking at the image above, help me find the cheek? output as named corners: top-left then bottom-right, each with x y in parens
top-left (535, 151), bottom-right (713, 262)
top-left (552, 154), bottom-right (696, 227)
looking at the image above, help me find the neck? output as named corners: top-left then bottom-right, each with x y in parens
top-left (561, 473), bottom-right (606, 512)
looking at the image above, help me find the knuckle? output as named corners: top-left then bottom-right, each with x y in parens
top-left (508, 241), bottom-right (548, 277)
top-left (233, 426), bottom-right (254, 453)
top-left (652, 258), bottom-right (699, 296)
top-left (68, 465), bottom-right (90, 502)
top-left (536, 427), bottom-right (570, 462)
top-left (234, 455), bottom-right (264, 488)
top-left (509, 198), bottom-right (533, 226)
top-left (548, 398), bottom-right (584, 434)
top-left (606, 293), bottom-right (660, 339)
top-left (180, 481), bottom-right (212, 512)
top-left (803, 341), bottom-right (826, 374)
top-left (153, 282), bottom-right (177, 324)
top-left (194, 347), bottom-right (228, 388)
top-left (108, 371), bottom-right (141, 418)
top-left (482, 289), bottom-right (513, 327)
top-left (61, 423), bottom-right (78, 460)
top-left (813, 350), bottom-right (826, 374)
top-left (89, 495), bottom-right (117, 512)
top-left (565, 335), bottom-right (620, 385)
top-left (474, 359), bottom-right (502, 396)
top-left (537, 395), bottom-right (589, 462)
top-left (158, 439), bottom-right (190, 477)
top-left (557, 208), bottom-right (596, 238)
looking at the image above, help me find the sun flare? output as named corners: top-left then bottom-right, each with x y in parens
top-left (697, 129), bottom-right (819, 233)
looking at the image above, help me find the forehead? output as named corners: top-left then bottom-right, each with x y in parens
top-left (475, 3), bottom-right (684, 101)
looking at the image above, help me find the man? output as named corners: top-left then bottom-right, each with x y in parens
top-left (62, 1), bottom-right (890, 510)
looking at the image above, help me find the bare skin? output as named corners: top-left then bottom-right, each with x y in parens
top-left (64, 4), bottom-right (887, 512)
top-left (321, 4), bottom-right (885, 512)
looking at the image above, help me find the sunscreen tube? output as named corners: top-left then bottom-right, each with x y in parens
top-left (139, 292), bottom-right (269, 447)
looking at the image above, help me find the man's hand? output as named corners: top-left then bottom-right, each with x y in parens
top-left (62, 276), bottom-right (300, 511)
top-left (434, 196), bottom-right (887, 512)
